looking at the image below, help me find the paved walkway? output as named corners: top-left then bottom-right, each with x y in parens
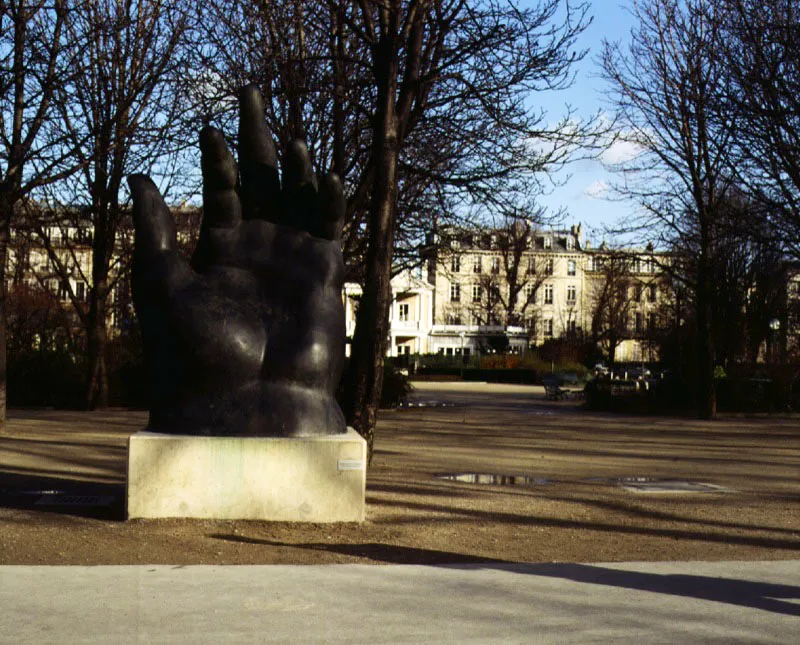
top-left (2, 561), bottom-right (798, 644)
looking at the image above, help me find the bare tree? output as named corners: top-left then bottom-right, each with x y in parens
top-left (341, 0), bottom-right (597, 455)
top-left (35, 0), bottom-right (189, 409)
top-left (720, 0), bottom-right (800, 257)
top-left (600, 0), bottom-right (736, 417)
top-left (0, 0), bottom-right (83, 426)
top-left (456, 215), bottom-right (550, 339)
top-left (588, 251), bottom-right (633, 366)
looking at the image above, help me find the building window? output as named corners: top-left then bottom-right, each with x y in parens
top-left (450, 282), bottom-right (461, 302)
top-left (545, 258), bottom-right (554, 275)
top-left (447, 313), bottom-right (462, 325)
top-left (526, 317), bottom-right (536, 334)
top-left (544, 236), bottom-right (552, 249)
top-left (526, 257), bottom-right (535, 274)
top-left (76, 282), bottom-right (85, 301)
top-left (566, 237), bottom-right (574, 250)
top-left (567, 319), bottom-right (577, 333)
top-left (648, 312), bottom-right (657, 331)
top-left (57, 281), bottom-right (69, 301)
top-left (632, 257), bottom-right (641, 273)
top-left (633, 284), bottom-right (642, 302)
top-left (491, 257), bottom-right (500, 274)
top-left (451, 256), bottom-right (460, 273)
top-left (544, 284), bottom-right (553, 304)
top-left (544, 319), bottom-right (553, 336)
top-left (566, 285), bottom-right (576, 302)
top-left (644, 258), bottom-right (653, 273)
top-left (524, 283), bottom-right (536, 303)
top-left (398, 303), bottom-right (409, 322)
top-left (473, 256), bottom-right (482, 273)
top-left (472, 284), bottom-right (482, 303)
top-left (567, 259), bottom-right (576, 276)
top-left (635, 312), bottom-right (643, 333)
top-left (648, 284), bottom-right (657, 302)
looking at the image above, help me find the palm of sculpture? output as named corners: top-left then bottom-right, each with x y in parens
top-left (129, 85), bottom-right (346, 436)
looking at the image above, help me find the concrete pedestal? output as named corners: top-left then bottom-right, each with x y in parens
top-left (126, 429), bottom-right (366, 522)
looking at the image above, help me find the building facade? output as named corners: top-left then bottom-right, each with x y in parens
top-left (420, 223), bottom-right (668, 361)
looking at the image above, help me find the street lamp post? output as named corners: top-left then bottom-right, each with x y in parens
top-left (769, 318), bottom-right (781, 365)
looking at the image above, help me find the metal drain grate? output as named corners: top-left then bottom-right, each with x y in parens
top-left (585, 477), bottom-right (733, 494)
top-left (35, 494), bottom-right (116, 507)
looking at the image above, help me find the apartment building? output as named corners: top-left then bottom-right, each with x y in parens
top-left (422, 223), bottom-right (667, 361)
top-left (342, 223), bottom-right (669, 362)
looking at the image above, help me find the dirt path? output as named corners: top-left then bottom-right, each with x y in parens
top-left (1, 382), bottom-right (798, 565)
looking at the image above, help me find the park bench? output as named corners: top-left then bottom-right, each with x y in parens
top-left (542, 376), bottom-right (568, 400)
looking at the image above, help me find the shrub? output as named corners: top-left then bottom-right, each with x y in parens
top-left (336, 360), bottom-right (414, 410)
top-left (7, 350), bottom-right (85, 408)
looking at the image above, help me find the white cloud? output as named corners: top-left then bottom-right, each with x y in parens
top-left (584, 179), bottom-right (609, 198)
top-left (601, 139), bottom-right (643, 165)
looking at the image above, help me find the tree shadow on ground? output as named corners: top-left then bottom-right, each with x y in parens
top-left (373, 498), bottom-right (800, 551)
top-left (208, 533), bottom-right (509, 565)
top-left (494, 562), bottom-right (800, 617)
top-left (208, 533), bottom-right (800, 617)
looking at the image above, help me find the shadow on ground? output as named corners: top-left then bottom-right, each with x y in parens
top-left (500, 563), bottom-right (800, 617)
top-left (208, 533), bottom-right (509, 565)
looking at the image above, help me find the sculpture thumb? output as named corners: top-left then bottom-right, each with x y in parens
top-left (128, 173), bottom-right (178, 254)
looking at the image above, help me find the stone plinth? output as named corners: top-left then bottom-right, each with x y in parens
top-left (126, 428), bottom-right (366, 522)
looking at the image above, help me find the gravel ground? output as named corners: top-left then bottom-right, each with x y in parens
top-left (0, 381), bottom-right (798, 565)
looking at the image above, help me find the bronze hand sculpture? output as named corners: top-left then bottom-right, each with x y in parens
top-left (129, 85), bottom-right (346, 437)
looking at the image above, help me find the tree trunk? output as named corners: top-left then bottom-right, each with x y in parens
top-left (0, 200), bottom-right (9, 430)
top-left (696, 246), bottom-right (716, 419)
top-left (344, 141), bottom-right (398, 459)
top-left (85, 284), bottom-right (108, 409)
top-left (343, 33), bottom-right (400, 461)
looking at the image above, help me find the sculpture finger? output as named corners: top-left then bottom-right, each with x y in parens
top-left (283, 139), bottom-right (318, 232)
top-left (316, 172), bottom-right (345, 241)
top-left (200, 126), bottom-right (241, 229)
top-left (238, 84), bottom-right (281, 221)
top-left (128, 174), bottom-right (178, 255)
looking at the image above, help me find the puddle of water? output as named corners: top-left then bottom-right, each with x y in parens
top-left (436, 473), bottom-right (551, 487)
top-left (403, 401), bottom-right (456, 408)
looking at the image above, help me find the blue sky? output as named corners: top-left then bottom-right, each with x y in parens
top-left (533, 1), bottom-right (637, 245)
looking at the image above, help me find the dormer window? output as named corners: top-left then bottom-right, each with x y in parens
top-left (566, 237), bottom-right (574, 250)
top-left (544, 236), bottom-right (552, 249)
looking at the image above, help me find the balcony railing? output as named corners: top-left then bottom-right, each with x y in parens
top-left (431, 324), bottom-right (528, 335)
top-left (392, 320), bottom-right (420, 330)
